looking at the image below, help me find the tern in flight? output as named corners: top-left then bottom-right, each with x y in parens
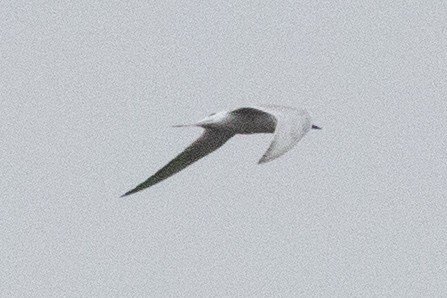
top-left (122, 105), bottom-right (321, 196)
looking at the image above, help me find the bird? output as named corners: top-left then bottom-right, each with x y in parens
top-left (121, 105), bottom-right (321, 197)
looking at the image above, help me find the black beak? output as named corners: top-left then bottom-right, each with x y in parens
top-left (312, 125), bottom-right (322, 130)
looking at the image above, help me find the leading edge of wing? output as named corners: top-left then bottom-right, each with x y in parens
top-left (121, 129), bottom-right (235, 197)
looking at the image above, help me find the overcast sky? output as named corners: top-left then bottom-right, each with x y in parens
top-left (2, 1), bottom-right (447, 296)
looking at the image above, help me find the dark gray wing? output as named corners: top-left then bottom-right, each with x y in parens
top-left (121, 129), bottom-right (235, 197)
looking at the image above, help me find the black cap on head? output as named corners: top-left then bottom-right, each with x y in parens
top-left (312, 125), bottom-right (322, 130)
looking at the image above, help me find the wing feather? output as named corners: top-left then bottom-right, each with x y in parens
top-left (254, 105), bottom-right (312, 164)
top-left (122, 129), bottom-right (234, 196)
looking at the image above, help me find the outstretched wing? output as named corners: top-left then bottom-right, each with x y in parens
top-left (254, 105), bottom-right (312, 164)
top-left (122, 129), bottom-right (235, 196)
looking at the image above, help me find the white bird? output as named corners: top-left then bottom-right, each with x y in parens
top-left (122, 105), bottom-right (321, 196)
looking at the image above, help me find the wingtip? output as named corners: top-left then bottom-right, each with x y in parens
top-left (120, 190), bottom-right (135, 197)
top-left (258, 154), bottom-right (280, 164)
top-left (257, 157), bottom-right (268, 164)
top-left (172, 124), bottom-right (195, 128)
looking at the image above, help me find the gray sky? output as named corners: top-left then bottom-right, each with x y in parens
top-left (2, 1), bottom-right (447, 296)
